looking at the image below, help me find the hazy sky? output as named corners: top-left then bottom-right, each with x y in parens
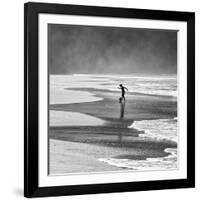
top-left (48, 24), bottom-right (177, 75)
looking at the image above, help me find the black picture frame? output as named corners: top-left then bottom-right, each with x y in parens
top-left (24, 2), bottom-right (195, 198)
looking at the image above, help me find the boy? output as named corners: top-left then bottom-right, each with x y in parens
top-left (118, 84), bottom-right (128, 102)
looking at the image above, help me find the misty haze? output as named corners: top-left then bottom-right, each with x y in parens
top-left (48, 24), bottom-right (177, 75)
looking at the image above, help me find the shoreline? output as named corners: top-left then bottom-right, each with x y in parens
top-left (49, 138), bottom-right (175, 174)
top-left (49, 86), bottom-right (177, 174)
top-left (49, 139), bottom-right (121, 174)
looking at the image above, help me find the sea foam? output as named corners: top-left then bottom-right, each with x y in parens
top-left (128, 118), bottom-right (177, 143)
top-left (99, 118), bottom-right (178, 171)
top-left (99, 148), bottom-right (177, 171)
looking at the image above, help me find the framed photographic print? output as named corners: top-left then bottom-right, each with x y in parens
top-left (24, 2), bottom-right (195, 198)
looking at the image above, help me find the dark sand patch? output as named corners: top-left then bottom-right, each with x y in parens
top-left (50, 87), bottom-right (177, 121)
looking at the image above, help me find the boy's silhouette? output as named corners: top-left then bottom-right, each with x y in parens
top-left (118, 84), bottom-right (128, 103)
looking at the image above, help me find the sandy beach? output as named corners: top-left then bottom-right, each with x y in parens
top-left (50, 139), bottom-right (125, 174)
top-left (49, 85), bottom-right (177, 175)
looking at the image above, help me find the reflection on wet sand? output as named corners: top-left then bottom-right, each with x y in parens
top-left (119, 98), bottom-right (126, 142)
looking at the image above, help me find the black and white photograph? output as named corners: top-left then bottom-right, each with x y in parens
top-left (48, 24), bottom-right (178, 175)
top-left (23, 2), bottom-right (195, 197)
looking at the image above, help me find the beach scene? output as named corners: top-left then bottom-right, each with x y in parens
top-left (49, 74), bottom-right (177, 174)
top-left (48, 24), bottom-right (178, 175)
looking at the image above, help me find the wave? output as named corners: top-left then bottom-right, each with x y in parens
top-left (98, 148), bottom-right (177, 171)
top-left (51, 74), bottom-right (177, 97)
top-left (99, 118), bottom-right (178, 171)
top-left (128, 118), bottom-right (177, 142)
top-left (73, 74), bottom-right (177, 80)
top-left (74, 74), bottom-right (177, 97)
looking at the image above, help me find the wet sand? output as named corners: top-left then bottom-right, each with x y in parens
top-left (50, 110), bottom-right (106, 126)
